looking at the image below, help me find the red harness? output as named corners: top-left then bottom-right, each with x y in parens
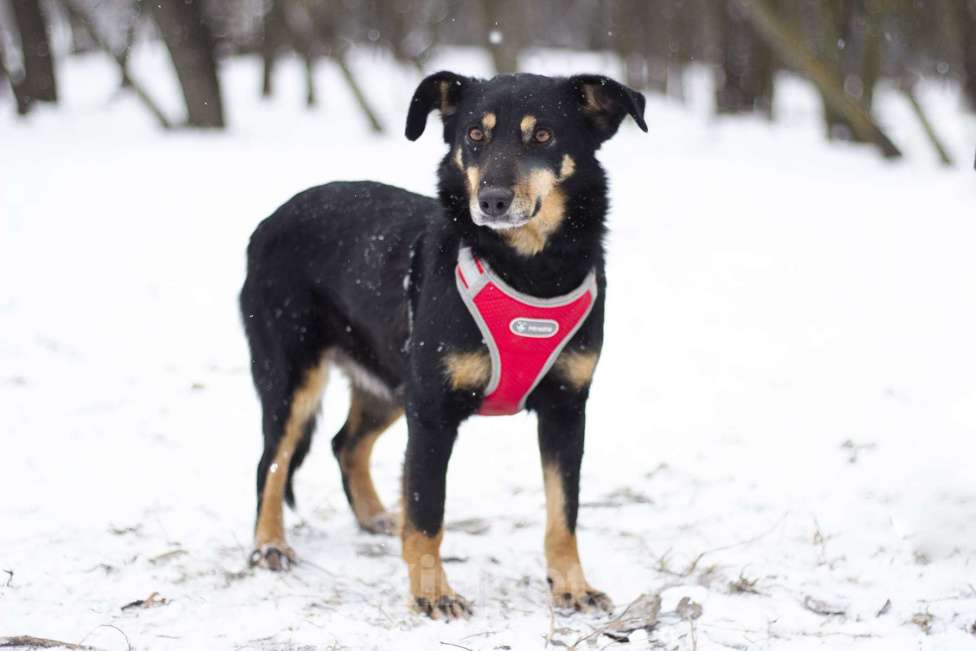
top-left (455, 247), bottom-right (598, 415)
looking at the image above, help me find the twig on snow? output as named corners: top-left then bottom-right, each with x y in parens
top-left (802, 595), bottom-right (846, 617)
top-left (876, 598), bottom-right (892, 617)
top-left (440, 642), bottom-right (475, 651)
top-left (676, 596), bottom-right (703, 650)
top-left (571, 593), bottom-right (661, 648)
top-left (545, 598), bottom-right (556, 648)
top-left (79, 624), bottom-right (132, 651)
top-left (0, 637), bottom-right (98, 650)
top-left (659, 514), bottom-right (789, 578)
top-left (121, 591), bottom-right (168, 610)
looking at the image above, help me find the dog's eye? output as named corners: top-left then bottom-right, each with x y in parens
top-left (467, 127), bottom-right (485, 142)
top-left (533, 128), bottom-right (553, 144)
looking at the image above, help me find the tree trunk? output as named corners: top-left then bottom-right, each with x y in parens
top-left (150, 0), bottom-right (225, 128)
top-left (960, 0), bottom-right (976, 111)
top-left (260, 0), bottom-right (286, 98)
top-left (278, 0), bottom-right (321, 108)
top-left (0, 37), bottom-right (31, 115)
top-left (859, 1), bottom-right (883, 115)
top-left (735, 0), bottom-right (901, 158)
top-left (479, 0), bottom-right (523, 74)
top-left (814, 0), bottom-right (852, 139)
top-left (11, 0), bottom-right (58, 108)
top-left (715, 0), bottom-right (774, 116)
top-left (611, 0), bottom-right (647, 90)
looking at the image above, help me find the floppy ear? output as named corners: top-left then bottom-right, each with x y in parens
top-left (569, 75), bottom-right (648, 143)
top-left (405, 71), bottom-right (471, 141)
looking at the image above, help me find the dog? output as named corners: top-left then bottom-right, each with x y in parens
top-left (240, 70), bottom-right (647, 619)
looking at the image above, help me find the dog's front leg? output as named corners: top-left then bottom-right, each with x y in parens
top-left (536, 394), bottom-right (613, 613)
top-left (401, 405), bottom-right (471, 619)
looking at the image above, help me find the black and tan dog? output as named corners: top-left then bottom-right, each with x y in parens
top-left (240, 71), bottom-right (646, 619)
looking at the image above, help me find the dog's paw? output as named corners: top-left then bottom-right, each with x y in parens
top-left (552, 587), bottom-right (613, 614)
top-left (360, 511), bottom-right (398, 536)
top-left (414, 592), bottom-right (473, 621)
top-left (248, 543), bottom-right (296, 571)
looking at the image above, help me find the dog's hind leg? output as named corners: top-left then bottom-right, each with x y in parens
top-left (251, 358), bottom-right (329, 570)
top-left (332, 387), bottom-right (403, 534)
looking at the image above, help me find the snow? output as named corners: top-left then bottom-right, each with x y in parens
top-left (2, 45), bottom-right (975, 650)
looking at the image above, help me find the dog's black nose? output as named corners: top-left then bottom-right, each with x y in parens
top-left (478, 187), bottom-right (513, 218)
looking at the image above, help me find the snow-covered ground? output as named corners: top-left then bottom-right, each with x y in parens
top-left (2, 45), bottom-right (975, 650)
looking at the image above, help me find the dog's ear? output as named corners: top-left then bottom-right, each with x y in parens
top-left (569, 75), bottom-right (647, 143)
top-left (405, 71), bottom-right (472, 141)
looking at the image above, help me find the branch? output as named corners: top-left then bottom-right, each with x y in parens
top-left (899, 80), bottom-right (953, 166)
top-left (56, 0), bottom-right (173, 130)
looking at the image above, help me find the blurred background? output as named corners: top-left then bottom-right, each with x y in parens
top-left (3, 3), bottom-right (976, 649)
top-left (2, 0), bottom-right (974, 162)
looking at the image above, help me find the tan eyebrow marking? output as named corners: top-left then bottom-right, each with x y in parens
top-left (520, 115), bottom-right (537, 142)
top-left (481, 112), bottom-right (496, 131)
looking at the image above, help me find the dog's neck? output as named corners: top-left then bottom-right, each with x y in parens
top-left (439, 176), bottom-right (606, 298)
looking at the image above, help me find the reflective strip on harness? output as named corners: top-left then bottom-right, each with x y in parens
top-left (455, 246), bottom-right (597, 416)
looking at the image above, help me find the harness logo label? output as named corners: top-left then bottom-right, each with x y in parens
top-left (509, 317), bottom-right (560, 338)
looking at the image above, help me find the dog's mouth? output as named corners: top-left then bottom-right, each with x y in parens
top-left (469, 197), bottom-right (542, 231)
top-left (471, 211), bottom-right (531, 230)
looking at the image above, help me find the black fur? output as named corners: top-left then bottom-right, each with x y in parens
top-left (241, 71), bottom-right (646, 604)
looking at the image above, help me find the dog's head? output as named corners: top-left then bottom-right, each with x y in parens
top-left (406, 72), bottom-right (646, 253)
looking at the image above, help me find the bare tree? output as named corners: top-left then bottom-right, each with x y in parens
top-left (713, 0), bottom-right (774, 116)
top-left (735, 0), bottom-right (901, 158)
top-left (58, 0), bottom-right (172, 129)
top-left (307, 0), bottom-right (385, 132)
top-left (260, 0), bottom-right (286, 98)
top-left (151, 0), bottom-right (225, 128)
top-left (10, 0), bottom-right (58, 112)
top-left (959, 0), bottom-right (976, 111)
top-left (478, 0), bottom-right (524, 74)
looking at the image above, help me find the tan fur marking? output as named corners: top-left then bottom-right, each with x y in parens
top-left (581, 84), bottom-right (602, 113)
top-left (503, 184), bottom-right (566, 256)
top-left (438, 80), bottom-right (455, 116)
top-left (481, 112), bottom-right (496, 131)
top-left (543, 464), bottom-right (590, 595)
top-left (559, 154), bottom-right (576, 181)
top-left (511, 167), bottom-right (557, 217)
top-left (465, 166), bottom-right (480, 193)
top-left (402, 522), bottom-right (455, 603)
top-left (453, 147), bottom-right (463, 172)
top-left (465, 165), bottom-right (482, 215)
top-left (553, 351), bottom-right (599, 390)
top-left (520, 114), bottom-right (537, 142)
top-left (443, 351), bottom-right (491, 390)
top-left (255, 361), bottom-right (328, 549)
top-left (339, 393), bottom-right (403, 528)
top-left (580, 84), bottom-right (611, 131)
